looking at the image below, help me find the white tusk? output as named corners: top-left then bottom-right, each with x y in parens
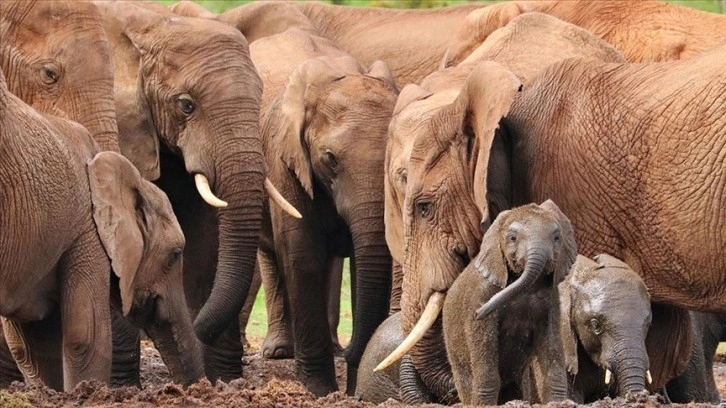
top-left (374, 291), bottom-right (445, 372)
top-left (646, 370), bottom-right (652, 384)
top-left (194, 174), bottom-right (228, 208)
top-left (605, 368), bottom-right (612, 385)
top-left (264, 178), bottom-right (302, 219)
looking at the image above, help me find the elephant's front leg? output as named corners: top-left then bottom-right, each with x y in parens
top-left (0, 325), bottom-right (24, 388)
top-left (2, 313), bottom-right (63, 390)
top-left (258, 248), bottom-right (294, 359)
top-left (278, 233), bottom-right (337, 396)
top-left (470, 317), bottom-right (501, 405)
top-left (59, 230), bottom-right (112, 390)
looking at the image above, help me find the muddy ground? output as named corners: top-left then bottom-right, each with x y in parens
top-left (1, 342), bottom-right (724, 407)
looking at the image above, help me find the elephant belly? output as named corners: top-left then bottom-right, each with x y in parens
top-left (0, 264), bottom-right (58, 322)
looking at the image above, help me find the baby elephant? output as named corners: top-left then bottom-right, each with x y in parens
top-left (559, 254), bottom-right (653, 403)
top-left (443, 200), bottom-right (577, 405)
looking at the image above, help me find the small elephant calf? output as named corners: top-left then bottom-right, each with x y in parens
top-left (559, 254), bottom-right (653, 403)
top-left (443, 200), bottom-right (577, 405)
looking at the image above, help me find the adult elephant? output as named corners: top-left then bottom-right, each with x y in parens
top-left (382, 19), bottom-right (726, 403)
top-left (207, 1), bottom-right (487, 86)
top-left (379, 13), bottom-right (630, 403)
top-left (0, 0), bottom-right (123, 388)
top-left (443, 0), bottom-right (726, 67)
top-left (95, 1), bottom-right (298, 382)
top-left (248, 28), bottom-right (397, 396)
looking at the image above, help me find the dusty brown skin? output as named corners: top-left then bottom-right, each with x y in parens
top-left (384, 13), bottom-right (626, 403)
top-left (0, 68), bottom-right (113, 391)
top-left (215, 1), bottom-right (487, 86)
top-left (443, 201), bottom-right (576, 405)
top-left (95, 1), bottom-right (267, 383)
top-left (247, 28), bottom-right (398, 396)
top-left (560, 254), bottom-right (653, 403)
top-left (443, 0), bottom-right (726, 67)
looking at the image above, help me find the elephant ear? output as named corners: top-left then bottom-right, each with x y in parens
top-left (274, 58), bottom-right (345, 199)
top-left (540, 199), bottom-right (578, 283)
top-left (169, 1), bottom-right (216, 18)
top-left (393, 84), bottom-right (433, 117)
top-left (444, 61), bottom-right (522, 215)
top-left (88, 151), bottom-right (149, 316)
top-left (472, 209), bottom-right (511, 289)
top-left (593, 253), bottom-right (631, 270)
top-left (96, 0), bottom-right (164, 56)
top-left (645, 303), bottom-right (693, 390)
top-left (365, 60), bottom-right (398, 92)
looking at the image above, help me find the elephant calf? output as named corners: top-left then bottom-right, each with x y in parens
top-left (442, 200), bottom-right (577, 405)
top-left (559, 254), bottom-right (653, 403)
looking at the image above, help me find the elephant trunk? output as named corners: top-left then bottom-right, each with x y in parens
top-left (343, 201), bottom-right (392, 393)
top-left (476, 246), bottom-right (549, 319)
top-left (192, 130), bottom-right (265, 344)
top-left (409, 317), bottom-right (457, 403)
top-left (611, 344), bottom-right (650, 396)
top-left (146, 295), bottom-right (205, 386)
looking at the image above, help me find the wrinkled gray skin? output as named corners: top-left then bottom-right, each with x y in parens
top-left (560, 254), bottom-right (653, 403)
top-left (666, 312), bottom-right (726, 403)
top-left (443, 201), bottom-right (577, 405)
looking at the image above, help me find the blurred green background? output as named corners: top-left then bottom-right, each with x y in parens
top-left (158, 0), bottom-right (725, 350)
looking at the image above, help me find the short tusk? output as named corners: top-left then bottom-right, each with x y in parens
top-left (264, 178), bottom-right (302, 219)
top-left (373, 291), bottom-right (445, 372)
top-left (194, 174), bottom-right (228, 208)
top-left (646, 370), bottom-right (652, 384)
top-left (605, 368), bottom-right (611, 385)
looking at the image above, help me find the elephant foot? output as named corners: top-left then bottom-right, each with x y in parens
top-left (296, 357), bottom-right (338, 397)
top-left (261, 331), bottom-right (294, 359)
top-left (331, 337), bottom-right (344, 357)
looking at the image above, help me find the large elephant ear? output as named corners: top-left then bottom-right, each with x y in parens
top-left (274, 58), bottom-right (345, 199)
top-left (558, 279), bottom-right (578, 375)
top-left (88, 151), bottom-right (148, 316)
top-left (217, 2), bottom-right (317, 43)
top-left (444, 61), bottom-right (522, 216)
top-left (95, 0), bottom-right (164, 55)
top-left (472, 209), bottom-right (511, 289)
top-left (645, 303), bottom-right (692, 390)
top-left (540, 199), bottom-right (578, 283)
top-left (393, 84), bottom-right (433, 117)
top-left (365, 60), bottom-right (398, 92)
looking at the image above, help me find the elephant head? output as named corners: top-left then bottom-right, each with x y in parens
top-left (262, 54), bottom-right (398, 369)
top-left (88, 151), bottom-right (204, 386)
top-left (0, 0), bottom-right (119, 151)
top-left (95, 1), bottom-right (299, 344)
top-left (560, 254), bottom-right (652, 397)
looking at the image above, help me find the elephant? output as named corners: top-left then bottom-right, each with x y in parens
top-left (210, 0), bottom-right (488, 86)
top-left (94, 1), bottom-right (299, 383)
top-left (665, 312), bottom-right (726, 403)
top-left (443, 0), bottom-right (726, 68)
top-left (379, 13), bottom-right (626, 403)
top-left (560, 254), bottom-right (654, 403)
top-left (244, 27), bottom-right (398, 396)
top-left (0, 67), bottom-right (113, 391)
top-left (383, 22), bottom-right (726, 403)
top-left (442, 200), bottom-right (577, 405)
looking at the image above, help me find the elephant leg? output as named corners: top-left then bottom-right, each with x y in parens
top-left (59, 230), bottom-right (112, 390)
top-left (203, 320), bottom-right (243, 382)
top-left (279, 240), bottom-right (337, 396)
top-left (258, 248), bottom-right (294, 359)
top-left (2, 311), bottom-right (63, 390)
top-left (110, 307), bottom-right (141, 388)
top-left (326, 256), bottom-right (344, 356)
top-left (0, 325), bottom-right (23, 388)
top-left (238, 262), bottom-right (262, 349)
top-left (469, 319), bottom-right (500, 405)
top-left (389, 260), bottom-right (403, 315)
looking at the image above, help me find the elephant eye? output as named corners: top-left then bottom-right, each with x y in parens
top-left (553, 234), bottom-right (561, 243)
top-left (41, 66), bottom-right (60, 85)
top-left (415, 200), bottom-right (433, 218)
top-left (177, 94), bottom-right (195, 115)
top-left (590, 318), bottom-right (602, 335)
top-left (322, 150), bottom-right (338, 169)
top-left (399, 169), bottom-right (407, 185)
top-left (166, 248), bottom-right (183, 269)
top-left (508, 233), bottom-right (517, 243)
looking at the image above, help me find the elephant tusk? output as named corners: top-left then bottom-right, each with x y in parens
top-left (264, 178), bottom-right (302, 219)
top-left (646, 370), bottom-right (652, 384)
top-left (605, 368), bottom-right (612, 385)
top-left (194, 174), bottom-right (228, 208)
top-left (373, 291), bottom-right (445, 372)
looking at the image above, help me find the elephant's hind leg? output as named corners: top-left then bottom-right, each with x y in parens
top-left (258, 248), bottom-right (294, 359)
top-left (2, 313), bottom-right (63, 390)
top-left (58, 229), bottom-right (112, 390)
top-left (0, 325), bottom-right (24, 388)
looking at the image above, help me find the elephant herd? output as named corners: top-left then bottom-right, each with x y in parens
top-left (0, 0), bottom-right (724, 406)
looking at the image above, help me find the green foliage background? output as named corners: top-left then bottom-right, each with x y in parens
top-left (157, 0), bottom-right (723, 346)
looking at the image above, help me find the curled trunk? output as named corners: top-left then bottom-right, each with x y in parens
top-left (476, 247), bottom-right (549, 319)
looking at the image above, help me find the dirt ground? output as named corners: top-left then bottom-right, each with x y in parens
top-left (1, 343), bottom-right (724, 407)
